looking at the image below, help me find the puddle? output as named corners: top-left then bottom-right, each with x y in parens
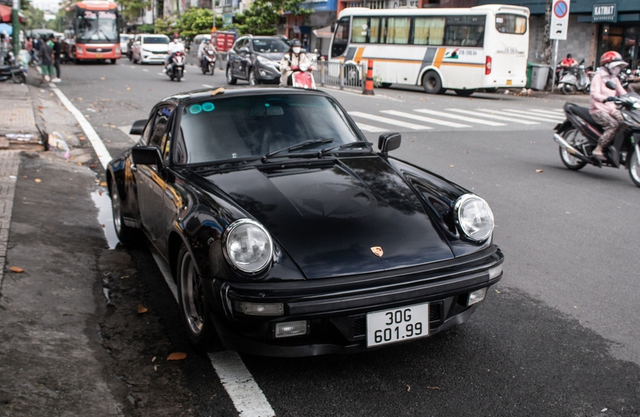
top-left (91, 189), bottom-right (120, 250)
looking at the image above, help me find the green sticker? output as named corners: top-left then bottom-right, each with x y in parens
top-left (190, 104), bottom-right (202, 114)
top-left (202, 102), bottom-right (215, 112)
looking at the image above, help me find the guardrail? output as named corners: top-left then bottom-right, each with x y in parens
top-left (316, 60), bottom-right (367, 91)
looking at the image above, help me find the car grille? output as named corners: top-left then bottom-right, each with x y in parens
top-left (86, 48), bottom-right (111, 53)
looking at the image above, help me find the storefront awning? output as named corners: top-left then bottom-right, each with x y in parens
top-left (313, 25), bottom-right (333, 39)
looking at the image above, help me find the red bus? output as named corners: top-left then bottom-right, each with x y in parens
top-left (66, 1), bottom-right (122, 64)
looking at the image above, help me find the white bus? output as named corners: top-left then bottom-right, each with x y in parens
top-left (329, 5), bottom-right (530, 96)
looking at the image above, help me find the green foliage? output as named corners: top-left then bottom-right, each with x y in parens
top-left (234, 0), bottom-right (313, 36)
top-left (154, 17), bottom-right (175, 36)
top-left (119, 0), bottom-right (151, 23)
top-left (22, 5), bottom-right (47, 30)
top-left (175, 7), bottom-right (215, 41)
top-left (137, 24), bottom-right (155, 33)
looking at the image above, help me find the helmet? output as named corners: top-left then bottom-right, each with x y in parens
top-left (205, 39), bottom-right (210, 44)
top-left (291, 39), bottom-right (301, 47)
top-left (600, 50), bottom-right (628, 68)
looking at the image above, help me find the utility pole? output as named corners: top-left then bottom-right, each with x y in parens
top-left (12, 0), bottom-right (21, 57)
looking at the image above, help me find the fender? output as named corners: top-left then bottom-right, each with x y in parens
top-left (417, 66), bottom-right (444, 87)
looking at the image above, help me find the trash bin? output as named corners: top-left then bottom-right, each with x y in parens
top-left (526, 63), bottom-right (533, 89)
top-left (529, 63), bottom-right (550, 91)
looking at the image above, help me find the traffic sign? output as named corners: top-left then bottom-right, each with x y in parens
top-left (550, 0), bottom-right (570, 40)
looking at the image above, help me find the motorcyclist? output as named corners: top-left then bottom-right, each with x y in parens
top-left (199, 39), bottom-right (217, 69)
top-left (279, 39), bottom-right (311, 86)
top-left (164, 36), bottom-right (185, 72)
top-left (589, 51), bottom-right (628, 160)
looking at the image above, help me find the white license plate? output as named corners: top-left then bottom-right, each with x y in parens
top-left (366, 303), bottom-right (429, 347)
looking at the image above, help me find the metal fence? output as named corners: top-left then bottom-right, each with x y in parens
top-left (316, 60), bottom-right (367, 91)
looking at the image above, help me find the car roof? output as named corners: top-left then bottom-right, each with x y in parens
top-left (159, 87), bottom-right (332, 106)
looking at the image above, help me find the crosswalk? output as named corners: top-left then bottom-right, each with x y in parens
top-left (349, 107), bottom-right (565, 133)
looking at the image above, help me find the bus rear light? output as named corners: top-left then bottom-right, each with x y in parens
top-left (485, 56), bottom-right (492, 75)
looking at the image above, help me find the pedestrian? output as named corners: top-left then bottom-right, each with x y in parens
top-left (38, 38), bottom-right (55, 84)
top-left (49, 35), bottom-right (61, 82)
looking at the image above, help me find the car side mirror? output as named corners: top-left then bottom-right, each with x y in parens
top-left (132, 146), bottom-right (163, 167)
top-left (378, 132), bottom-right (401, 155)
top-left (129, 119), bottom-right (147, 135)
top-left (605, 80), bottom-right (616, 90)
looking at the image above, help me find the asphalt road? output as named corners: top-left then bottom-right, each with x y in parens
top-left (52, 60), bottom-right (640, 416)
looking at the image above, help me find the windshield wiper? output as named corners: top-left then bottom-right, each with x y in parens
top-left (318, 141), bottom-right (373, 157)
top-left (262, 138), bottom-right (333, 162)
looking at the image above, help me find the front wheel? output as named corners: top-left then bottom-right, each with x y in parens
top-left (177, 244), bottom-right (214, 346)
top-left (422, 71), bottom-right (444, 94)
top-left (226, 66), bottom-right (237, 85)
top-left (13, 72), bottom-right (26, 84)
top-left (561, 83), bottom-right (575, 95)
top-left (628, 151), bottom-right (640, 187)
top-left (209, 63), bottom-right (215, 76)
top-left (559, 128), bottom-right (587, 170)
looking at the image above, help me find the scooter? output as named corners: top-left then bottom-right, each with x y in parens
top-left (558, 59), bottom-right (591, 95)
top-left (553, 81), bottom-right (640, 187)
top-left (0, 52), bottom-right (27, 84)
top-left (201, 49), bottom-right (216, 76)
top-left (289, 63), bottom-right (316, 90)
top-left (166, 51), bottom-right (185, 82)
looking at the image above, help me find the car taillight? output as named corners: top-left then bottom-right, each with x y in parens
top-left (485, 56), bottom-right (492, 75)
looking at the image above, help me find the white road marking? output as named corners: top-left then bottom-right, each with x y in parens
top-left (475, 108), bottom-right (559, 122)
top-left (356, 123), bottom-right (389, 133)
top-left (414, 109), bottom-right (505, 126)
top-left (52, 85), bottom-right (276, 417)
top-left (499, 108), bottom-right (565, 122)
top-left (350, 111), bottom-right (431, 130)
top-left (447, 108), bottom-right (539, 125)
top-left (529, 109), bottom-right (567, 117)
top-left (381, 110), bottom-right (471, 128)
top-left (49, 84), bottom-right (113, 169)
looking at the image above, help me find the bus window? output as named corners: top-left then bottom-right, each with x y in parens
top-left (413, 17), bottom-right (445, 45)
top-left (351, 18), bottom-right (368, 43)
top-left (384, 17), bottom-right (411, 44)
top-left (332, 17), bottom-right (350, 57)
top-left (495, 14), bottom-right (527, 34)
top-left (444, 16), bottom-right (485, 46)
top-left (369, 18), bottom-right (381, 43)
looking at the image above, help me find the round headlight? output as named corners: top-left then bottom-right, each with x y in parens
top-left (454, 194), bottom-right (494, 242)
top-left (223, 219), bottom-right (273, 274)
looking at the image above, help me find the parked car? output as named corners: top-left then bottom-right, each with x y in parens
top-left (226, 35), bottom-right (290, 85)
top-left (120, 34), bottom-right (132, 57)
top-left (107, 87), bottom-right (503, 357)
top-left (131, 34), bottom-right (170, 65)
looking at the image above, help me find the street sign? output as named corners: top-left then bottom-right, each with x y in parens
top-left (550, 0), bottom-right (570, 40)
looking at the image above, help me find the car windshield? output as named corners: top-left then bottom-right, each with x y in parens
top-left (252, 38), bottom-right (290, 53)
top-left (144, 37), bottom-right (169, 44)
top-left (176, 94), bottom-right (366, 164)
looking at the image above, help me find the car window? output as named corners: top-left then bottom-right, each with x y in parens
top-left (233, 38), bottom-right (247, 52)
top-left (252, 38), bottom-right (289, 53)
top-left (143, 37), bottom-right (169, 44)
top-left (140, 106), bottom-right (174, 159)
top-left (176, 94), bottom-right (366, 164)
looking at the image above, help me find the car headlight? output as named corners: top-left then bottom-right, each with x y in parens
top-left (454, 194), bottom-right (494, 242)
top-left (223, 219), bottom-right (273, 274)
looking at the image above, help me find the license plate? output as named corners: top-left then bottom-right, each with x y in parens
top-left (506, 79), bottom-right (513, 85)
top-left (96, 53), bottom-right (103, 58)
top-left (366, 303), bottom-right (429, 347)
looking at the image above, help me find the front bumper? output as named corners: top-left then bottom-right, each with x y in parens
top-left (207, 246), bottom-right (504, 357)
top-left (255, 62), bottom-right (281, 83)
top-left (141, 52), bottom-right (168, 64)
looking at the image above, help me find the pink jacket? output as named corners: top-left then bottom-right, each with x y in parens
top-left (590, 68), bottom-right (627, 114)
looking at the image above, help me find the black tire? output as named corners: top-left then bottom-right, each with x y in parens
top-left (177, 244), bottom-right (214, 346)
top-left (628, 151), bottom-right (640, 187)
top-left (226, 66), bottom-right (237, 85)
top-left (485, 87), bottom-right (499, 93)
top-left (176, 69), bottom-right (182, 82)
top-left (559, 128), bottom-right (587, 171)
top-left (110, 176), bottom-right (140, 245)
top-left (561, 83), bottom-right (575, 95)
top-left (13, 72), bottom-right (26, 84)
top-left (210, 64), bottom-right (214, 76)
top-left (422, 71), bottom-right (444, 94)
top-left (454, 89), bottom-right (475, 97)
top-left (380, 82), bottom-right (392, 88)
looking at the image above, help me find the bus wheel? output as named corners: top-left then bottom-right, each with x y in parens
top-left (454, 89), bottom-right (474, 97)
top-left (422, 71), bottom-right (444, 94)
top-left (380, 83), bottom-right (392, 88)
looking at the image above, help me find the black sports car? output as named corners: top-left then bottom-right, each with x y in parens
top-left (107, 87), bottom-right (503, 357)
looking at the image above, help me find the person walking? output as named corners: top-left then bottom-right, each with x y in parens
top-left (50, 35), bottom-right (61, 82)
top-left (38, 38), bottom-right (55, 84)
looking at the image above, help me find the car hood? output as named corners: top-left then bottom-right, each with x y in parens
top-left (256, 52), bottom-right (285, 62)
top-left (141, 44), bottom-right (168, 52)
top-left (202, 157), bottom-right (454, 279)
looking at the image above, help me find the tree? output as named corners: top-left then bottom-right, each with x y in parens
top-left (175, 7), bottom-right (215, 41)
top-left (119, 0), bottom-right (151, 25)
top-left (22, 5), bottom-right (47, 30)
top-left (234, 0), bottom-right (313, 36)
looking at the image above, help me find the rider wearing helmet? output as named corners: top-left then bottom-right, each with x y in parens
top-left (589, 51), bottom-right (628, 160)
top-left (165, 35), bottom-right (185, 71)
top-left (279, 39), bottom-right (311, 86)
top-left (198, 38), bottom-right (217, 69)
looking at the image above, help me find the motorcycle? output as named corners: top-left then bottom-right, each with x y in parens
top-left (166, 51), bottom-right (185, 82)
top-left (289, 63), bottom-right (316, 90)
top-left (553, 81), bottom-right (640, 187)
top-left (201, 49), bottom-right (216, 76)
top-left (558, 59), bottom-right (592, 95)
top-left (0, 52), bottom-right (27, 84)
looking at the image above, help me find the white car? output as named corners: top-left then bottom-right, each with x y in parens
top-left (131, 34), bottom-right (170, 65)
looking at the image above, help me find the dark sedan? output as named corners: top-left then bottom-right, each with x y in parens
top-left (226, 35), bottom-right (289, 85)
top-left (107, 87), bottom-right (503, 357)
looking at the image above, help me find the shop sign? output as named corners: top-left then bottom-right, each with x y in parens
top-left (592, 3), bottom-right (617, 23)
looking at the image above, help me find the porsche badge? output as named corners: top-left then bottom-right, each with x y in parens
top-left (370, 246), bottom-right (383, 257)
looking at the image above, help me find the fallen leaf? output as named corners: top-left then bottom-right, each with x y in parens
top-left (138, 305), bottom-right (148, 314)
top-left (127, 87), bottom-right (131, 91)
top-left (100, 181), bottom-right (107, 187)
top-left (407, 385), bottom-right (411, 392)
top-left (10, 266), bottom-right (25, 273)
top-left (167, 352), bottom-right (187, 361)
top-left (120, 275), bottom-right (130, 279)
top-left (450, 165), bottom-right (455, 168)
top-left (495, 289), bottom-right (501, 294)
top-left (152, 356), bottom-right (156, 362)
top-left (34, 178), bottom-right (41, 183)
top-left (427, 386), bottom-right (441, 391)
top-left (100, 77), bottom-right (105, 80)
top-left (536, 169), bottom-right (543, 173)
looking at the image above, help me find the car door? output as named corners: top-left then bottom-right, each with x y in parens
top-left (232, 37), bottom-right (248, 77)
top-left (134, 104), bottom-right (176, 254)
